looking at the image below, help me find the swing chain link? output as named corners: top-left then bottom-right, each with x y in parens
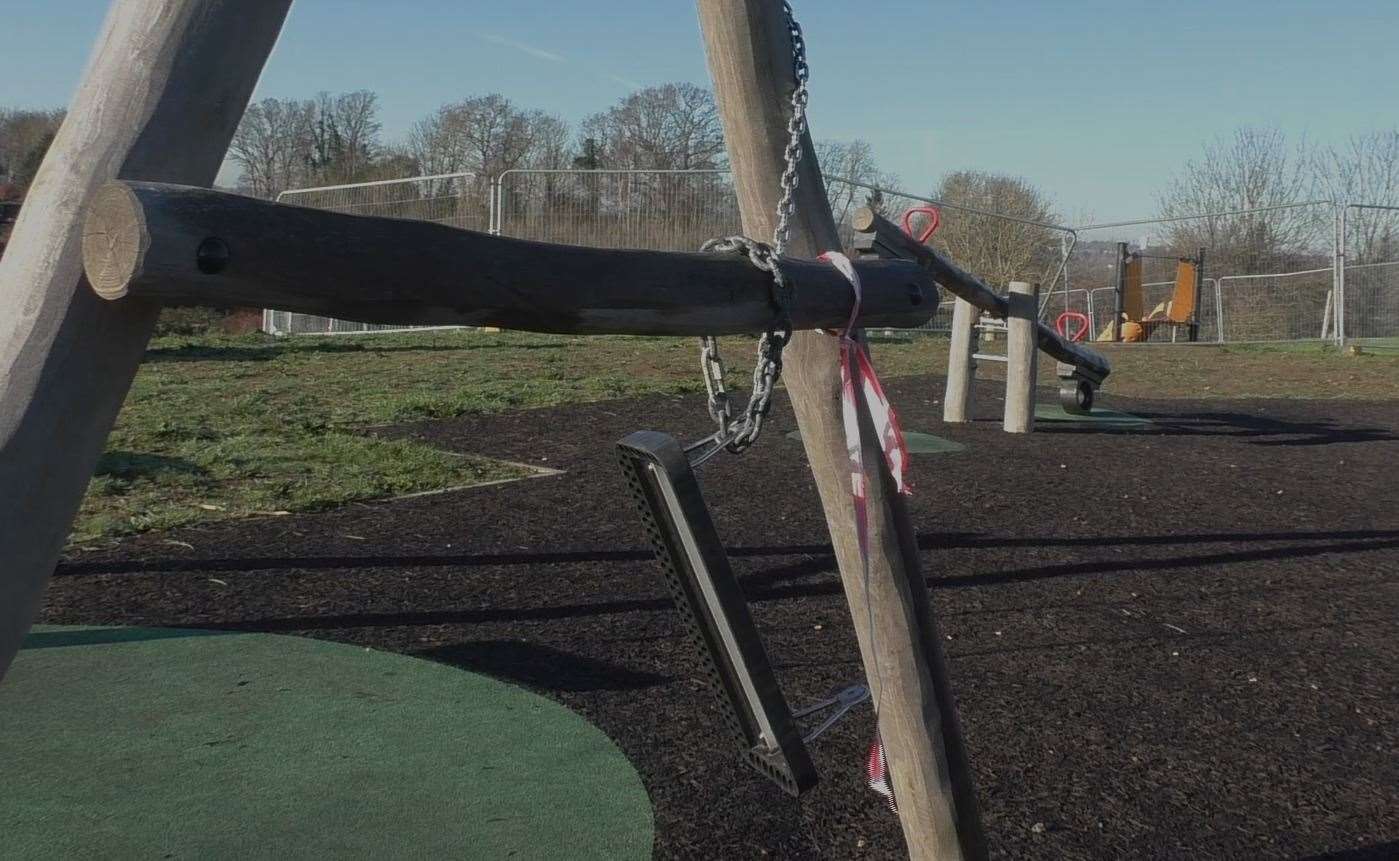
top-left (697, 0), bottom-right (809, 456)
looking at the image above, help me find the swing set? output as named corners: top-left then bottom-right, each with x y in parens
top-left (0, 2), bottom-right (1124, 857)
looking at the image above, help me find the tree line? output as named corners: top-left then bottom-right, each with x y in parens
top-left (1157, 127), bottom-right (1399, 269)
top-left (4, 89), bottom-right (1397, 284)
top-left (226, 83), bottom-right (734, 199)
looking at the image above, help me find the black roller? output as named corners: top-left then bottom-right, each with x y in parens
top-left (1060, 378), bottom-right (1095, 415)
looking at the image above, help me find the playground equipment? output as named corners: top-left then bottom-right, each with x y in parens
top-left (618, 432), bottom-right (878, 795)
top-left (1055, 310), bottom-right (1091, 342)
top-left (851, 206), bottom-right (1113, 427)
top-left (1099, 242), bottom-right (1206, 343)
top-left (0, 2), bottom-right (984, 858)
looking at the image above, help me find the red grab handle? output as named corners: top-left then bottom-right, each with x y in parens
top-left (901, 206), bottom-right (942, 243)
top-left (1055, 311), bottom-right (1090, 343)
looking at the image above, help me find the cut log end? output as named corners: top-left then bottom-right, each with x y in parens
top-left (82, 182), bottom-right (148, 300)
top-left (852, 206), bottom-right (877, 233)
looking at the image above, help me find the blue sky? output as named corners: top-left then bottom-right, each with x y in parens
top-left (3, 0), bottom-right (1396, 222)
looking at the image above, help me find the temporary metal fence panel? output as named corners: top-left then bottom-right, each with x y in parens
top-left (1068, 201), bottom-right (1336, 344)
top-left (1340, 261), bottom-right (1399, 344)
top-left (1340, 203), bottom-right (1399, 346)
top-left (264, 172), bottom-right (485, 335)
top-left (1214, 268), bottom-right (1334, 343)
top-left (492, 169), bottom-right (743, 252)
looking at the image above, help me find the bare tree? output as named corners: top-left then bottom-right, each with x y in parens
top-left (306, 90), bottom-right (382, 185)
top-left (527, 112), bottom-right (574, 170)
top-left (228, 97), bottom-right (316, 198)
top-left (407, 94), bottom-right (563, 179)
top-left (1156, 127), bottom-right (1324, 271)
top-left (0, 108), bottom-right (66, 189)
top-left (228, 92), bottom-right (384, 197)
top-left (931, 170), bottom-right (1061, 288)
top-left (406, 109), bottom-right (469, 178)
top-left (579, 83), bottom-right (726, 170)
top-left (817, 139), bottom-right (909, 229)
top-left (1318, 130), bottom-right (1399, 264)
top-left (355, 146), bottom-right (421, 183)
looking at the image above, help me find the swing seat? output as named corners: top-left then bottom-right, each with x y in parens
top-left (616, 431), bottom-right (817, 796)
top-left (1119, 255), bottom-right (1200, 341)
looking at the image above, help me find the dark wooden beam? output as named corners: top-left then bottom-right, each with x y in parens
top-left (83, 181), bottom-right (938, 336)
top-left (853, 205), bottom-right (1111, 383)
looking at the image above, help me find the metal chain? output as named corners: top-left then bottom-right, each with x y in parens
top-left (697, 0), bottom-right (810, 456)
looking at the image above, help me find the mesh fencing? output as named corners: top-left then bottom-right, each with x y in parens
top-left (492, 169), bottom-right (742, 250)
top-left (1342, 261), bottom-right (1399, 344)
top-left (1215, 268), bottom-right (1333, 343)
top-left (266, 172), bottom-right (486, 335)
top-left (1064, 201), bottom-right (1338, 344)
top-left (1342, 204), bottom-right (1399, 347)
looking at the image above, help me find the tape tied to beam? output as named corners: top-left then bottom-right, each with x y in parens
top-left (819, 250), bottom-right (909, 814)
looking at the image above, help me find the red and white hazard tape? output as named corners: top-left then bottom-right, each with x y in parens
top-left (819, 251), bottom-right (911, 814)
top-left (867, 735), bottom-right (898, 812)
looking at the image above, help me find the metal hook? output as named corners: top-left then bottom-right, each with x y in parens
top-left (793, 684), bottom-right (870, 744)
top-left (683, 429), bottom-right (736, 469)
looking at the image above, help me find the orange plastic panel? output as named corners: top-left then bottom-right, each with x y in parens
top-left (1170, 261), bottom-right (1198, 323)
top-left (1123, 254), bottom-right (1144, 321)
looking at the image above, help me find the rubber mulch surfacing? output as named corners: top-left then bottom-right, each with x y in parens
top-left (38, 375), bottom-right (1399, 860)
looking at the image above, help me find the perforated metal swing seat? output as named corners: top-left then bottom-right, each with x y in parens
top-left (616, 430), bottom-right (818, 796)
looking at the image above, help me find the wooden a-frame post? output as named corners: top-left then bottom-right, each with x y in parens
top-left (0, 2), bottom-right (984, 855)
top-left (696, 2), bottom-right (986, 858)
top-left (0, 0), bottom-right (293, 678)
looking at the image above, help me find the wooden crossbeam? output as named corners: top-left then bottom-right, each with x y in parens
top-left (82, 181), bottom-right (939, 336)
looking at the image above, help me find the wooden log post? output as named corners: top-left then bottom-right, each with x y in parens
top-left (943, 297), bottom-right (977, 423)
top-left (1003, 282), bottom-right (1038, 433)
top-left (1113, 241), bottom-right (1129, 342)
top-left (0, 0), bottom-right (292, 680)
top-left (81, 181), bottom-right (937, 336)
top-left (697, 3), bottom-right (986, 859)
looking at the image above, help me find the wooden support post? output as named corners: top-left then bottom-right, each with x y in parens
top-left (943, 297), bottom-right (977, 423)
top-left (0, 0), bottom-right (292, 680)
top-left (697, 3), bottom-right (985, 859)
top-left (1113, 241), bottom-right (1129, 342)
top-left (1003, 282), bottom-right (1038, 434)
top-left (1189, 246), bottom-right (1205, 343)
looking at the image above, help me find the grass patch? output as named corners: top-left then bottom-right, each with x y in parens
top-left (922, 334), bottom-right (1399, 400)
top-left (77, 330), bottom-right (711, 547)
top-left (78, 328), bottom-right (1399, 548)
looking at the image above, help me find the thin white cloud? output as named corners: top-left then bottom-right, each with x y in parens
top-left (608, 73), bottom-right (644, 90)
top-left (479, 33), bottom-right (566, 64)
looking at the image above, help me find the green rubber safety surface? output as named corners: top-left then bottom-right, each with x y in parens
top-left (786, 429), bottom-right (966, 454)
top-left (1034, 403), bottom-right (1153, 427)
top-left (0, 626), bottom-right (652, 860)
